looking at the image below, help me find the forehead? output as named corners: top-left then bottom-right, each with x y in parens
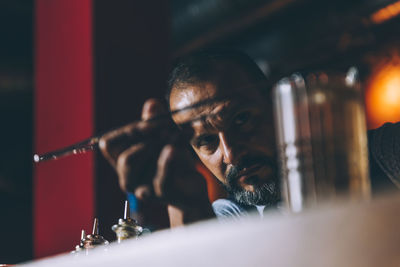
top-left (170, 80), bottom-right (264, 126)
top-left (170, 82), bottom-right (219, 112)
top-left (169, 63), bottom-right (267, 125)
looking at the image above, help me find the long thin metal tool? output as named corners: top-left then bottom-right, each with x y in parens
top-left (33, 137), bottom-right (99, 163)
top-left (32, 82), bottom-right (269, 163)
top-left (32, 98), bottom-right (221, 163)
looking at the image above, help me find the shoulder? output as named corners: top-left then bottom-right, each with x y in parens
top-left (368, 122), bottom-right (400, 189)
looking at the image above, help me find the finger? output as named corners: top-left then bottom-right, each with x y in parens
top-left (141, 98), bottom-right (168, 121)
top-left (153, 144), bottom-right (209, 205)
top-left (134, 185), bottom-right (153, 202)
top-left (99, 123), bottom-right (140, 167)
top-left (153, 145), bottom-right (176, 199)
top-left (116, 143), bottom-right (159, 192)
top-left (99, 119), bottom-right (170, 167)
top-left (100, 99), bottom-right (173, 166)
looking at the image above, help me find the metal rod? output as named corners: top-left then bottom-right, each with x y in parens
top-left (81, 229), bottom-right (86, 240)
top-left (32, 81), bottom-right (270, 163)
top-left (32, 99), bottom-right (217, 163)
top-left (124, 200), bottom-right (130, 220)
top-left (33, 137), bottom-right (99, 163)
top-left (92, 218), bottom-right (99, 235)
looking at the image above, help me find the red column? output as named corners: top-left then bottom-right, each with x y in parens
top-left (34, 0), bottom-right (94, 258)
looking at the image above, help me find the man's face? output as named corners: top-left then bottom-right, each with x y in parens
top-left (169, 66), bottom-right (280, 207)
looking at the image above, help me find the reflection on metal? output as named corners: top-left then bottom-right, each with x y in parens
top-left (370, 0), bottom-right (400, 24)
top-left (71, 230), bottom-right (86, 253)
top-left (82, 218), bottom-right (109, 250)
top-left (71, 219), bottom-right (109, 255)
top-left (112, 200), bottom-right (146, 243)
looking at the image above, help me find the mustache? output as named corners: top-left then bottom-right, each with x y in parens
top-left (226, 155), bottom-right (275, 183)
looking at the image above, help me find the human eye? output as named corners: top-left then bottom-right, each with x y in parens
top-left (193, 134), bottom-right (218, 150)
top-left (231, 109), bottom-right (261, 133)
top-left (233, 111), bottom-right (251, 126)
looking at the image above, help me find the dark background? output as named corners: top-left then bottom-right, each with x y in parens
top-left (0, 0), bottom-right (399, 263)
top-left (0, 0), bottom-right (33, 263)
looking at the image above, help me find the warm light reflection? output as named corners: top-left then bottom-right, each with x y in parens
top-left (365, 54), bottom-right (400, 129)
top-left (370, 0), bottom-right (400, 24)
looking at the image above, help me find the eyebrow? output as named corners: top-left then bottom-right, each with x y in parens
top-left (177, 97), bottom-right (256, 128)
top-left (177, 106), bottom-right (224, 133)
top-left (186, 101), bottom-right (258, 146)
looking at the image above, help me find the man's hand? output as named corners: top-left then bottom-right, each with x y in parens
top-left (99, 99), bottom-right (214, 227)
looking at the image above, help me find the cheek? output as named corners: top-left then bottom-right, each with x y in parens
top-left (247, 122), bottom-right (276, 155)
top-left (257, 124), bottom-right (275, 143)
top-left (194, 149), bottom-right (226, 181)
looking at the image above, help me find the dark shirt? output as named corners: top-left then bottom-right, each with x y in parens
top-left (368, 122), bottom-right (400, 193)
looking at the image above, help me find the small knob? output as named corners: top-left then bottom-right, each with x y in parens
top-left (112, 200), bottom-right (143, 242)
top-left (83, 218), bottom-right (109, 249)
top-left (71, 229), bottom-right (86, 253)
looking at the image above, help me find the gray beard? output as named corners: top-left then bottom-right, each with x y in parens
top-left (227, 179), bottom-right (279, 207)
top-left (224, 158), bottom-right (280, 207)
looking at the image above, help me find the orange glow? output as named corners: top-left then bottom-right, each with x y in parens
top-left (365, 54), bottom-right (400, 129)
top-left (371, 0), bottom-right (400, 24)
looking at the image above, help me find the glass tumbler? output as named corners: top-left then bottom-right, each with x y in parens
top-left (273, 68), bottom-right (371, 212)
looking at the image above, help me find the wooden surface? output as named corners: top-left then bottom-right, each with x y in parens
top-left (22, 192), bottom-right (400, 267)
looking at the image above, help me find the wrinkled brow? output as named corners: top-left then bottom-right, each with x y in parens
top-left (186, 99), bottom-right (254, 131)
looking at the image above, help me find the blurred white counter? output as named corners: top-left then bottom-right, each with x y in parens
top-left (22, 193), bottom-right (400, 267)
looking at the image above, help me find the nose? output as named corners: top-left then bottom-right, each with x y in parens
top-left (218, 132), bottom-right (241, 166)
